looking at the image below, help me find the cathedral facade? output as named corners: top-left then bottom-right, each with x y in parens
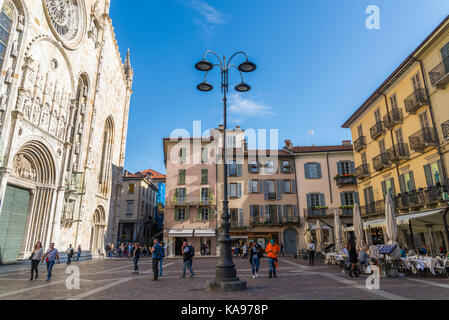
top-left (0, 0), bottom-right (133, 264)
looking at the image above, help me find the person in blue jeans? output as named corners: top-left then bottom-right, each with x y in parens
top-left (41, 243), bottom-right (60, 281)
top-left (249, 242), bottom-right (260, 278)
top-left (151, 238), bottom-right (163, 281)
top-left (182, 241), bottom-right (195, 278)
top-left (76, 245), bottom-right (82, 261)
top-left (159, 241), bottom-right (166, 276)
top-left (132, 243), bottom-right (141, 275)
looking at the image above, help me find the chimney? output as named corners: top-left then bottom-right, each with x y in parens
top-left (218, 124), bottom-right (224, 130)
top-left (284, 140), bottom-right (293, 151)
top-left (342, 140), bottom-right (352, 146)
top-left (235, 126), bottom-right (241, 130)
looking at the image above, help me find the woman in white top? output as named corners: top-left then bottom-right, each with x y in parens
top-left (30, 242), bottom-right (43, 281)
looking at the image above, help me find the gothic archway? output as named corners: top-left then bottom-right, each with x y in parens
top-left (90, 206), bottom-right (106, 255)
top-left (3, 140), bottom-right (56, 261)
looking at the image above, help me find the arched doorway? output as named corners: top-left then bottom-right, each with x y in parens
top-left (0, 141), bottom-right (56, 264)
top-left (90, 207), bottom-right (106, 256)
top-left (283, 228), bottom-right (298, 254)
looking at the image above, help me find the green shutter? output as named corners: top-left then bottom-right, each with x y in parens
top-left (381, 181), bottom-right (387, 198)
top-left (185, 207), bottom-right (190, 221)
top-left (424, 164), bottom-right (433, 187)
top-left (175, 208), bottom-right (179, 220)
top-left (354, 192), bottom-right (360, 206)
top-left (197, 208), bottom-right (201, 220)
top-left (399, 174), bottom-right (406, 194)
top-left (390, 178), bottom-right (396, 196)
top-left (337, 162), bottom-right (343, 175)
top-left (340, 192), bottom-right (346, 206)
top-left (409, 171), bottom-right (416, 191)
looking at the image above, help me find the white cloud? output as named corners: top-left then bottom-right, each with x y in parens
top-left (228, 94), bottom-right (276, 119)
top-left (180, 0), bottom-right (227, 39)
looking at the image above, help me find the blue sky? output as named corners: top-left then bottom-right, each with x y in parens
top-left (109, 0), bottom-right (449, 174)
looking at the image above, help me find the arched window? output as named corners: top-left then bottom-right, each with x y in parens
top-left (99, 116), bottom-right (114, 195)
top-left (0, 2), bottom-right (14, 70)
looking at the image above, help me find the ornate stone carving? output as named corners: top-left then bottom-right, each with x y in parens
top-left (13, 154), bottom-right (37, 182)
top-left (5, 68), bottom-right (13, 84)
top-left (0, 93), bottom-right (8, 111)
top-left (10, 40), bottom-right (19, 58)
top-left (17, 15), bottom-right (24, 32)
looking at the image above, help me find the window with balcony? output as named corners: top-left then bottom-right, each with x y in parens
top-left (424, 161), bottom-right (443, 187)
top-left (381, 178), bottom-right (396, 198)
top-left (201, 187), bottom-right (210, 203)
top-left (309, 193), bottom-right (322, 207)
top-left (175, 188), bottom-right (186, 204)
top-left (179, 148), bottom-right (186, 164)
top-left (429, 42), bottom-right (449, 88)
top-left (201, 169), bottom-right (208, 184)
top-left (228, 160), bottom-right (238, 176)
top-left (284, 180), bottom-right (292, 193)
top-left (442, 120), bottom-right (449, 140)
top-left (399, 171), bottom-right (416, 193)
top-left (264, 160), bottom-right (276, 174)
top-left (201, 147), bottom-right (208, 163)
top-left (178, 169), bottom-right (186, 185)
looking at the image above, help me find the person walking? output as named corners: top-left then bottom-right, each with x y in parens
top-left (150, 238), bottom-right (163, 281)
top-left (307, 241), bottom-right (315, 265)
top-left (66, 244), bottom-right (74, 265)
top-left (242, 243), bottom-right (248, 260)
top-left (348, 240), bottom-right (360, 278)
top-left (280, 242), bottom-right (285, 257)
top-left (41, 243), bottom-right (60, 281)
top-left (76, 245), bottom-right (82, 262)
top-left (265, 239), bottom-right (280, 278)
top-left (29, 242), bottom-right (43, 281)
top-left (128, 242), bottom-right (133, 258)
top-left (249, 242), bottom-right (261, 278)
top-left (181, 241), bottom-right (195, 278)
top-left (159, 241), bottom-right (165, 277)
top-left (132, 243), bottom-right (141, 274)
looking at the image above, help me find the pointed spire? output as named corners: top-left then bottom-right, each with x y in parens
top-left (124, 48), bottom-right (131, 69)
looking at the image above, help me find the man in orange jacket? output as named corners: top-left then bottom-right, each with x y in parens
top-left (265, 239), bottom-right (280, 278)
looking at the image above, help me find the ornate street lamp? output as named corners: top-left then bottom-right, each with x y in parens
top-left (195, 50), bottom-right (256, 291)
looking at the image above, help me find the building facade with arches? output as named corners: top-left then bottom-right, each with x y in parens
top-left (0, 0), bottom-right (133, 264)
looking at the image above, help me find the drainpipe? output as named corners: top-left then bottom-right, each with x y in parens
top-left (414, 58), bottom-right (449, 186)
top-left (326, 152), bottom-right (332, 204)
top-left (381, 94), bottom-right (401, 182)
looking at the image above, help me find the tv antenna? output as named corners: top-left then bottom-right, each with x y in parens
top-left (308, 130), bottom-right (315, 146)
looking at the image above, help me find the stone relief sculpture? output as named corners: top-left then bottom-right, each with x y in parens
top-left (13, 154), bottom-right (37, 182)
top-left (10, 40), bottom-right (19, 58)
top-left (17, 15), bottom-right (24, 32)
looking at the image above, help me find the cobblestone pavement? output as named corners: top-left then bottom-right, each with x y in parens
top-left (0, 256), bottom-right (448, 300)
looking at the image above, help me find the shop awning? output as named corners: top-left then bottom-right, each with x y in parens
top-left (168, 229), bottom-right (194, 237)
top-left (344, 209), bottom-right (446, 232)
top-left (231, 236), bottom-right (248, 239)
top-left (193, 229), bottom-right (216, 237)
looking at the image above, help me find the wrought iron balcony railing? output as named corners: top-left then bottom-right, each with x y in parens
top-left (384, 109), bottom-right (403, 129)
top-left (429, 56), bottom-right (449, 88)
top-left (361, 200), bottom-right (384, 217)
top-left (171, 196), bottom-right (216, 206)
top-left (305, 208), bottom-right (329, 217)
top-left (404, 88), bottom-right (428, 114)
top-left (395, 185), bottom-right (448, 211)
top-left (409, 127), bottom-right (437, 153)
top-left (373, 152), bottom-right (391, 171)
top-left (250, 215), bottom-right (300, 225)
top-left (335, 175), bottom-right (357, 187)
top-left (370, 121), bottom-right (386, 140)
top-left (356, 164), bottom-right (370, 180)
top-left (354, 136), bottom-right (367, 152)
top-left (388, 143), bottom-right (410, 163)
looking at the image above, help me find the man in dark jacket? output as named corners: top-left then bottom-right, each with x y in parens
top-left (150, 238), bottom-right (163, 281)
top-left (181, 241), bottom-right (195, 278)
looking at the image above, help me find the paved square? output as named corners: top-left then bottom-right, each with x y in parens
top-left (0, 256), bottom-right (448, 300)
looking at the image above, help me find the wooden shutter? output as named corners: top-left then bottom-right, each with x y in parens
top-left (307, 193), bottom-right (312, 208)
top-left (175, 208), bottom-right (179, 220)
top-left (399, 174), bottom-right (406, 194)
top-left (319, 193), bottom-right (325, 206)
top-left (340, 192), bottom-right (346, 206)
top-left (292, 179), bottom-right (297, 194)
top-left (263, 180), bottom-right (268, 200)
top-left (304, 163), bottom-right (310, 179)
top-left (354, 192), bottom-right (360, 205)
top-left (390, 178), bottom-right (396, 196)
top-left (381, 180), bottom-right (387, 198)
top-left (437, 160), bottom-right (444, 184)
top-left (265, 205), bottom-right (269, 219)
top-left (185, 207), bottom-right (190, 221)
top-left (237, 164), bottom-right (242, 177)
top-left (277, 205), bottom-right (282, 220)
top-left (409, 171), bottom-right (416, 191)
top-left (238, 182), bottom-right (242, 198)
top-left (337, 162), bottom-right (343, 175)
top-left (350, 161), bottom-right (355, 174)
top-left (424, 164), bottom-right (433, 187)
top-left (238, 208), bottom-right (243, 227)
top-left (293, 205), bottom-right (298, 217)
top-left (248, 180), bottom-right (252, 194)
top-left (317, 163), bottom-right (322, 179)
top-left (197, 208), bottom-right (201, 220)
top-left (276, 179), bottom-right (282, 200)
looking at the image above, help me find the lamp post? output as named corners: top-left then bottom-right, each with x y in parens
top-left (195, 50), bottom-right (256, 291)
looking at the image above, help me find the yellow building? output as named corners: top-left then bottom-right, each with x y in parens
top-left (342, 16), bottom-right (449, 254)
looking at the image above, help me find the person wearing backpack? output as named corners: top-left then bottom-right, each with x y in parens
top-left (181, 240), bottom-right (195, 278)
top-left (150, 238), bottom-right (163, 281)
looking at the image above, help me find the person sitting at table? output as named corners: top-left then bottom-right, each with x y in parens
top-left (419, 245), bottom-right (428, 256)
top-left (342, 246), bottom-right (349, 256)
top-left (400, 248), bottom-right (407, 258)
top-left (358, 246), bottom-right (370, 269)
top-left (407, 248), bottom-right (418, 257)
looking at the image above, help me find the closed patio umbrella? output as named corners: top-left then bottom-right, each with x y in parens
top-left (385, 194), bottom-right (398, 244)
top-left (333, 209), bottom-right (344, 252)
top-left (303, 222), bottom-right (313, 244)
top-left (353, 204), bottom-right (366, 251)
top-left (316, 219), bottom-right (324, 252)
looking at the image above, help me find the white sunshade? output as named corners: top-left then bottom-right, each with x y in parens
top-left (193, 229), bottom-right (216, 237)
top-left (168, 229), bottom-right (194, 237)
top-left (344, 209), bottom-right (446, 232)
